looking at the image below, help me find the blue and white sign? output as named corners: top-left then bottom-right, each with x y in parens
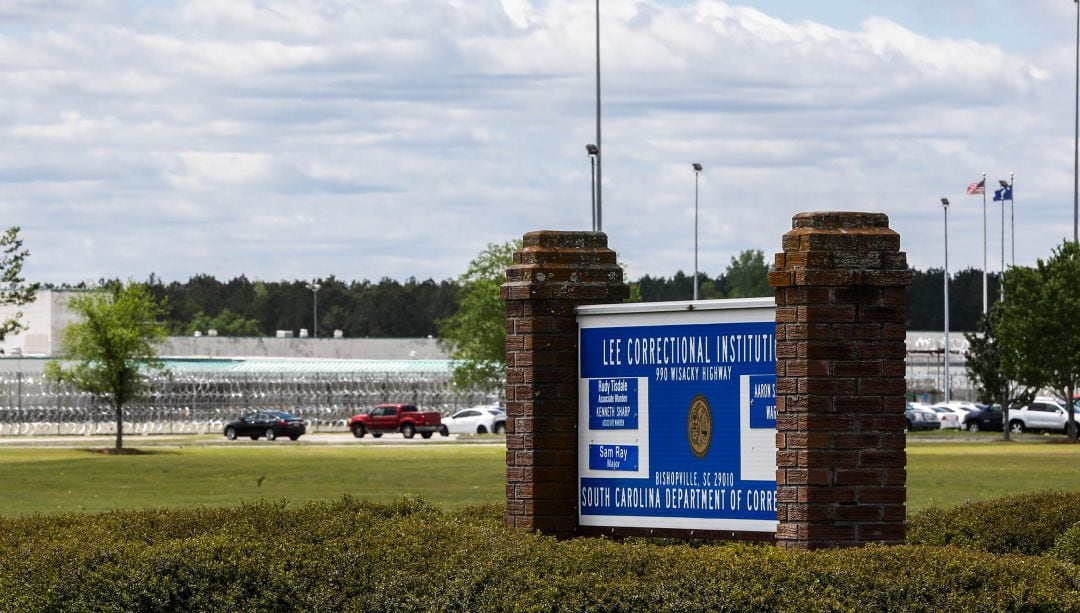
top-left (577, 298), bottom-right (778, 533)
top-left (588, 378), bottom-right (639, 430)
top-left (588, 444), bottom-right (639, 471)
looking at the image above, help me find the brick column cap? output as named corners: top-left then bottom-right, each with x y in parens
top-left (501, 231), bottom-right (627, 303)
top-left (521, 230), bottom-right (612, 250)
top-left (791, 212), bottom-right (890, 230)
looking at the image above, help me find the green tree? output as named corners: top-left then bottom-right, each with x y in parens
top-left (951, 268), bottom-right (1001, 331)
top-left (0, 226), bottom-right (39, 345)
top-left (994, 242), bottom-right (1080, 440)
top-left (724, 249), bottom-right (770, 298)
top-left (621, 261), bottom-right (643, 303)
top-left (438, 240), bottom-right (520, 390)
top-left (964, 309), bottom-right (1034, 440)
top-left (906, 267), bottom-right (1001, 331)
top-left (45, 283), bottom-right (169, 451)
top-left (185, 308), bottom-right (262, 337)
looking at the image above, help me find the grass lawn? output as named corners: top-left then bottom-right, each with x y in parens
top-left (0, 444), bottom-right (506, 516)
top-left (1, 439), bottom-right (1079, 516)
top-left (907, 439), bottom-right (1080, 510)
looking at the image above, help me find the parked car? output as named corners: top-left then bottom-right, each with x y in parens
top-left (932, 401), bottom-right (979, 426)
top-left (440, 407), bottom-right (507, 435)
top-left (905, 404), bottom-right (941, 431)
top-left (963, 404), bottom-right (1003, 432)
top-left (349, 403), bottom-right (443, 439)
top-left (923, 405), bottom-right (961, 429)
top-left (224, 411), bottom-right (306, 441)
top-left (1007, 397), bottom-right (1071, 434)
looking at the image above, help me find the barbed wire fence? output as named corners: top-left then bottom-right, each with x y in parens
top-left (0, 351), bottom-right (980, 436)
top-left (0, 372), bottom-right (502, 436)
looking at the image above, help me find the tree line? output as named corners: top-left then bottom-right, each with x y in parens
top-left (42, 255), bottom-right (998, 338)
top-left (637, 265), bottom-right (1002, 331)
top-left (47, 275), bottom-right (461, 339)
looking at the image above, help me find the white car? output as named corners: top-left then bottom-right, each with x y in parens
top-left (923, 405), bottom-right (961, 429)
top-left (932, 401), bottom-right (978, 429)
top-left (441, 407), bottom-right (507, 435)
top-left (1008, 397), bottom-right (1072, 434)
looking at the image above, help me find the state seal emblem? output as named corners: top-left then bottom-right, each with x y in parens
top-left (687, 394), bottom-right (712, 459)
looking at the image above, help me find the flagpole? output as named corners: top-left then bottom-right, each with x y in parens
top-left (982, 171), bottom-right (987, 313)
top-left (1000, 177), bottom-right (1005, 302)
top-left (1010, 172), bottom-right (1015, 267)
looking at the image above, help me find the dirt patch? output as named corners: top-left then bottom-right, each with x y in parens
top-left (79, 447), bottom-right (155, 456)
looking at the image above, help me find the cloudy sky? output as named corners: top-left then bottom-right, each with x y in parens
top-left (2, 0), bottom-right (1075, 285)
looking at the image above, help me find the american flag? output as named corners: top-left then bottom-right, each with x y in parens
top-left (966, 179), bottom-right (985, 195)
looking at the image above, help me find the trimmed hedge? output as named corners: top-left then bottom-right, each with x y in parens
top-left (1052, 522), bottom-right (1080, 566)
top-left (1, 495), bottom-right (1079, 611)
top-left (907, 491), bottom-right (1080, 556)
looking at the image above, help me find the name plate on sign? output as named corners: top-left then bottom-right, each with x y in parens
top-left (589, 378), bottom-right (639, 430)
top-left (749, 374), bottom-right (777, 429)
top-left (589, 444), bottom-right (639, 471)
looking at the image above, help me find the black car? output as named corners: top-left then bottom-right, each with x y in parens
top-left (963, 404), bottom-right (1003, 432)
top-left (224, 411), bottom-right (306, 441)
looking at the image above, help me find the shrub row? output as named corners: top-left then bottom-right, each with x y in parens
top-left (907, 490), bottom-right (1080, 555)
top-left (1, 494), bottom-right (1079, 611)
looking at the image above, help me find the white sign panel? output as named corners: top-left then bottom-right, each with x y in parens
top-left (577, 298), bottom-right (778, 533)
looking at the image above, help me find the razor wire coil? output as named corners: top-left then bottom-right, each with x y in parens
top-left (0, 372), bottom-right (500, 436)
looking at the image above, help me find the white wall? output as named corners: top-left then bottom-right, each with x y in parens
top-left (158, 336), bottom-right (448, 360)
top-left (0, 289), bottom-right (449, 360)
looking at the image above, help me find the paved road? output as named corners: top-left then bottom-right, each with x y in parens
top-left (0, 431), bottom-right (506, 448)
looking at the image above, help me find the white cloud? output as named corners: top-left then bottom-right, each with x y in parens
top-left (499, 0), bottom-right (533, 29)
top-left (0, 0), bottom-right (1069, 285)
top-left (167, 151), bottom-right (272, 190)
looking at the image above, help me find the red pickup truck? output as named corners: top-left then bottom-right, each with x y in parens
top-left (349, 403), bottom-right (444, 439)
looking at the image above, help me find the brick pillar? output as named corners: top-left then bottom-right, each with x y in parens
top-left (501, 231), bottom-right (627, 538)
top-left (768, 212), bottom-right (911, 550)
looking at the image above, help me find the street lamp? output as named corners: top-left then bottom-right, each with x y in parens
top-left (692, 163), bottom-right (702, 301)
top-left (587, 144), bottom-right (599, 230)
top-left (941, 197), bottom-right (951, 403)
top-left (11, 347), bottom-right (21, 413)
top-left (594, 0), bottom-right (602, 232)
top-left (306, 280), bottom-right (321, 339)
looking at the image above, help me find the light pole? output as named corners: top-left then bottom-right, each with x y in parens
top-left (11, 347), bottom-right (21, 412)
top-left (1075, 0), bottom-right (1078, 242)
top-left (999, 179), bottom-right (1007, 302)
top-left (942, 197), bottom-right (951, 403)
top-left (692, 163), bottom-right (702, 301)
top-left (594, 0), bottom-right (602, 232)
top-left (306, 280), bottom-right (321, 339)
top-left (587, 144), bottom-right (599, 230)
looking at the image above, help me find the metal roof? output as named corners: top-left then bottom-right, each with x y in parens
top-left (160, 358), bottom-right (455, 374)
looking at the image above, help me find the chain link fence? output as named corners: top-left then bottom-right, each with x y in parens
top-left (0, 372), bottom-right (501, 436)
